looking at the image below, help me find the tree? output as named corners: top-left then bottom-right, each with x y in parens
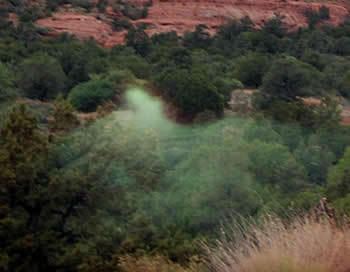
top-left (0, 62), bottom-right (16, 101)
top-left (56, 42), bottom-right (91, 87)
top-left (235, 53), bottom-right (269, 88)
top-left (247, 139), bottom-right (307, 192)
top-left (261, 58), bottom-right (319, 102)
top-left (126, 25), bottom-right (152, 57)
top-left (18, 54), bottom-right (67, 101)
top-left (165, 140), bottom-right (259, 232)
top-left (304, 8), bottom-right (322, 29)
top-left (183, 24), bottom-right (212, 50)
top-left (327, 147), bottom-right (350, 213)
top-left (340, 70), bottom-right (350, 98)
top-left (0, 104), bottom-right (50, 271)
top-left (334, 37), bottom-right (350, 56)
top-left (301, 49), bottom-right (326, 71)
top-left (294, 135), bottom-right (336, 185)
top-left (262, 15), bottom-right (287, 38)
top-left (0, 104), bottom-right (127, 271)
top-left (50, 94), bottom-right (79, 134)
top-left (319, 6), bottom-right (330, 20)
top-left (69, 79), bottom-right (115, 112)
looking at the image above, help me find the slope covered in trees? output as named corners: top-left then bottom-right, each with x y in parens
top-left (1, 3), bottom-right (350, 271)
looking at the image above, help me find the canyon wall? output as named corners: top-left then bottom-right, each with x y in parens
top-left (35, 0), bottom-right (349, 47)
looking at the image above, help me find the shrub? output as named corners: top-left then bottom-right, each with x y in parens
top-left (304, 8), bottom-right (322, 28)
top-left (69, 79), bottom-right (114, 112)
top-left (72, 0), bottom-right (95, 12)
top-left (113, 17), bottom-right (132, 31)
top-left (319, 6), bottom-right (330, 20)
top-left (204, 214), bottom-right (350, 272)
top-left (121, 2), bottom-right (148, 20)
top-left (97, 0), bottom-right (107, 12)
top-left (105, 69), bottom-right (137, 86)
top-left (214, 78), bottom-right (243, 103)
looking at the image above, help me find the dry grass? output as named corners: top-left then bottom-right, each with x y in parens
top-left (204, 215), bottom-right (350, 272)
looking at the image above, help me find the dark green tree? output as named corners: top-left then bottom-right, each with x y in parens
top-left (18, 54), bottom-right (67, 101)
top-left (334, 37), bottom-right (350, 56)
top-left (69, 79), bottom-right (114, 112)
top-left (261, 58), bottom-right (319, 102)
top-left (126, 26), bottom-right (152, 57)
top-left (236, 53), bottom-right (269, 88)
top-left (327, 147), bottom-right (350, 213)
top-left (0, 62), bottom-right (16, 101)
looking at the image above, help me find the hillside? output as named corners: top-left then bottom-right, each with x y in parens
top-left (28, 0), bottom-right (350, 46)
top-left (3, 0), bottom-right (350, 271)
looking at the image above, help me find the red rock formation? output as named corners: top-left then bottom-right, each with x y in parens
top-left (35, 0), bottom-right (349, 47)
top-left (36, 13), bottom-right (126, 47)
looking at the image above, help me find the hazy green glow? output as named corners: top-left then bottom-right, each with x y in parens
top-left (57, 87), bottom-right (342, 235)
top-left (124, 87), bottom-right (174, 132)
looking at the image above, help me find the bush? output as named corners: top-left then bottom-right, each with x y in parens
top-left (304, 8), bottom-right (322, 28)
top-left (113, 17), bottom-right (132, 31)
top-left (73, 0), bottom-right (95, 12)
top-left (105, 69), bottom-right (137, 86)
top-left (121, 2), bottom-right (148, 20)
top-left (214, 78), bottom-right (243, 103)
top-left (319, 6), bottom-right (330, 20)
top-left (117, 55), bottom-right (151, 79)
top-left (69, 79), bottom-right (114, 112)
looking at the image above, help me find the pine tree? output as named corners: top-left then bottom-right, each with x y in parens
top-left (50, 94), bottom-right (79, 134)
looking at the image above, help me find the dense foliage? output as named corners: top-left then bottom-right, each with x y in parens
top-left (1, 3), bottom-right (350, 271)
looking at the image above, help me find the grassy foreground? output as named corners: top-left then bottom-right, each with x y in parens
top-left (204, 214), bottom-right (350, 272)
top-left (115, 212), bottom-right (350, 272)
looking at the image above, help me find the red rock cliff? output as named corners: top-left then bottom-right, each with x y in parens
top-left (35, 0), bottom-right (349, 47)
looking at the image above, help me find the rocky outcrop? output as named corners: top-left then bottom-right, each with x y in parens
top-left (36, 13), bottom-right (126, 47)
top-left (35, 0), bottom-right (349, 47)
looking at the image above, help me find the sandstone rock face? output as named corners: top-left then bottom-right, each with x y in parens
top-left (36, 13), bottom-right (126, 47)
top-left (35, 0), bottom-right (349, 47)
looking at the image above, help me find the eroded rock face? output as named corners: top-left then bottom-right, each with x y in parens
top-left (35, 0), bottom-right (349, 47)
top-left (36, 13), bottom-right (126, 47)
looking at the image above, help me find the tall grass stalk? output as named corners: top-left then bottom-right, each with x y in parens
top-left (204, 215), bottom-right (350, 272)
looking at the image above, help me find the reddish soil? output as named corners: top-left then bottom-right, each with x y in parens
top-left (34, 0), bottom-right (349, 47)
top-left (8, 13), bottom-right (19, 27)
top-left (341, 108), bottom-right (350, 125)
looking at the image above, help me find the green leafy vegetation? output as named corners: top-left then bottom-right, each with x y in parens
top-left (1, 6), bottom-right (350, 272)
top-left (69, 79), bottom-right (114, 112)
top-left (17, 54), bottom-right (67, 100)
